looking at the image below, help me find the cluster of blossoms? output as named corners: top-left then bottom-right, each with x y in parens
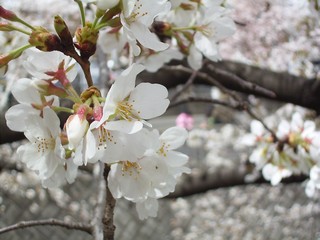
top-left (242, 112), bottom-right (320, 197)
top-left (5, 50), bottom-right (190, 219)
top-left (4, 0), bottom-right (246, 219)
top-left (98, 0), bottom-right (236, 71)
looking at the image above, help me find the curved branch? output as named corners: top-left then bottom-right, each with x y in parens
top-left (0, 218), bottom-right (92, 235)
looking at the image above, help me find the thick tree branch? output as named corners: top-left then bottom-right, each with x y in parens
top-left (140, 60), bottom-right (320, 111)
top-left (0, 218), bottom-right (92, 235)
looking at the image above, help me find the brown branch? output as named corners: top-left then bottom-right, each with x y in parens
top-left (102, 164), bottom-right (116, 240)
top-left (64, 49), bottom-right (93, 87)
top-left (170, 69), bottom-right (198, 102)
top-left (169, 97), bottom-right (239, 110)
top-left (92, 162), bottom-right (107, 240)
top-left (0, 218), bottom-right (92, 235)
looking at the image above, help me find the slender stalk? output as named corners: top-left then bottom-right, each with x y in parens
top-left (0, 219), bottom-right (92, 235)
top-left (51, 106), bottom-right (74, 114)
top-left (102, 164), bottom-right (116, 240)
top-left (16, 18), bottom-right (35, 30)
top-left (8, 25), bottom-right (31, 35)
top-left (74, 0), bottom-right (86, 27)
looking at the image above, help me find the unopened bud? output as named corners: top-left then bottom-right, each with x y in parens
top-left (54, 15), bottom-right (74, 50)
top-left (66, 106), bottom-right (90, 149)
top-left (153, 21), bottom-right (172, 36)
top-left (0, 22), bottom-right (13, 31)
top-left (97, 0), bottom-right (120, 10)
top-left (0, 45), bottom-right (29, 67)
top-left (75, 23), bottom-right (99, 59)
top-left (0, 6), bottom-right (19, 21)
top-left (29, 27), bottom-right (62, 52)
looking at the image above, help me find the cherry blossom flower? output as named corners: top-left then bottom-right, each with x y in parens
top-left (189, 9), bottom-right (236, 69)
top-left (97, 63), bottom-right (169, 134)
top-left (23, 48), bottom-right (77, 82)
top-left (107, 126), bottom-right (189, 204)
top-left (120, 0), bottom-right (171, 55)
top-left (17, 107), bottom-right (65, 180)
top-left (262, 162), bottom-right (292, 186)
top-left (5, 78), bottom-right (59, 132)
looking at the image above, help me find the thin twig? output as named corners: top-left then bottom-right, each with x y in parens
top-left (170, 69), bottom-right (198, 102)
top-left (102, 164), bottom-right (116, 240)
top-left (92, 162), bottom-right (107, 240)
top-left (166, 65), bottom-right (278, 139)
top-left (169, 96), bottom-right (239, 110)
top-left (0, 218), bottom-right (92, 235)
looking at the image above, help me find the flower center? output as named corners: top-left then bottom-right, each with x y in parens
top-left (121, 161), bottom-right (142, 177)
top-left (127, 0), bottom-right (148, 24)
top-left (35, 136), bottom-right (55, 153)
top-left (116, 100), bottom-right (140, 122)
top-left (157, 142), bottom-right (170, 157)
top-left (197, 24), bottom-right (214, 38)
top-left (97, 127), bottom-right (116, 151)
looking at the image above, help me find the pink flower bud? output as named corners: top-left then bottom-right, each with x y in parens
top-left (66, 114), bottom-right (89, 149)
top-left (0, 6), bottom-right (18, 21)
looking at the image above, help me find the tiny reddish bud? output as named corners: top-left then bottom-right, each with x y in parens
top-left (75, 23), bottom-right (99, 59)
top-left (29, 27), bottom-right (62, 52)
top-left (0, 6), bottom-right (18, 21)
top-left (54, 15), bottom-right (74, 51)
top-left (0, 47), bottom-right (25, 67)
top-left (153, 21), bottom-right (172, 36)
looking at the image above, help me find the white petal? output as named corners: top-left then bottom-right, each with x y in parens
top-left (187, 45), bottom-right (203, 70)
top-left (136, 198), bottom-right (159, 220)
top-left (130, 83), bottom-right (169, 119)
top-left (5, 104), bottom-right (38, 132)
top-left (104, 120), bottom-right (143, 134)
top-left (12, 78), bottom-right (42, 104)
top-left (160, 127), bottom-right (188, 149)
top-left (130, 22), bottom-right (169, 52)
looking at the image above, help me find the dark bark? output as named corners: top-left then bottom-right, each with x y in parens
top-left (140, 60), bottom-right (320, 112)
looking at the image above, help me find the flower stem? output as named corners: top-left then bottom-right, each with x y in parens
top-left (74, 0), bottom-right (86, 27)
top-left (52, 106), bottom-right (74, 114)
top-left (102, 164), bottom-right (116, 240)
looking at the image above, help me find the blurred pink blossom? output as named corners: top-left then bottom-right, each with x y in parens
top-left (176, 113), bottom-right (194, 130)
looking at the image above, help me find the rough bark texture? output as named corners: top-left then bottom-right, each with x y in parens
top-left (140, 60), bottom-right (320, 112)
top-left (102, 165), bottom-right (116, 240)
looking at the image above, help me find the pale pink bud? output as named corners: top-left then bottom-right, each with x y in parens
top-left (66, 114), bottom-right (89, 149)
